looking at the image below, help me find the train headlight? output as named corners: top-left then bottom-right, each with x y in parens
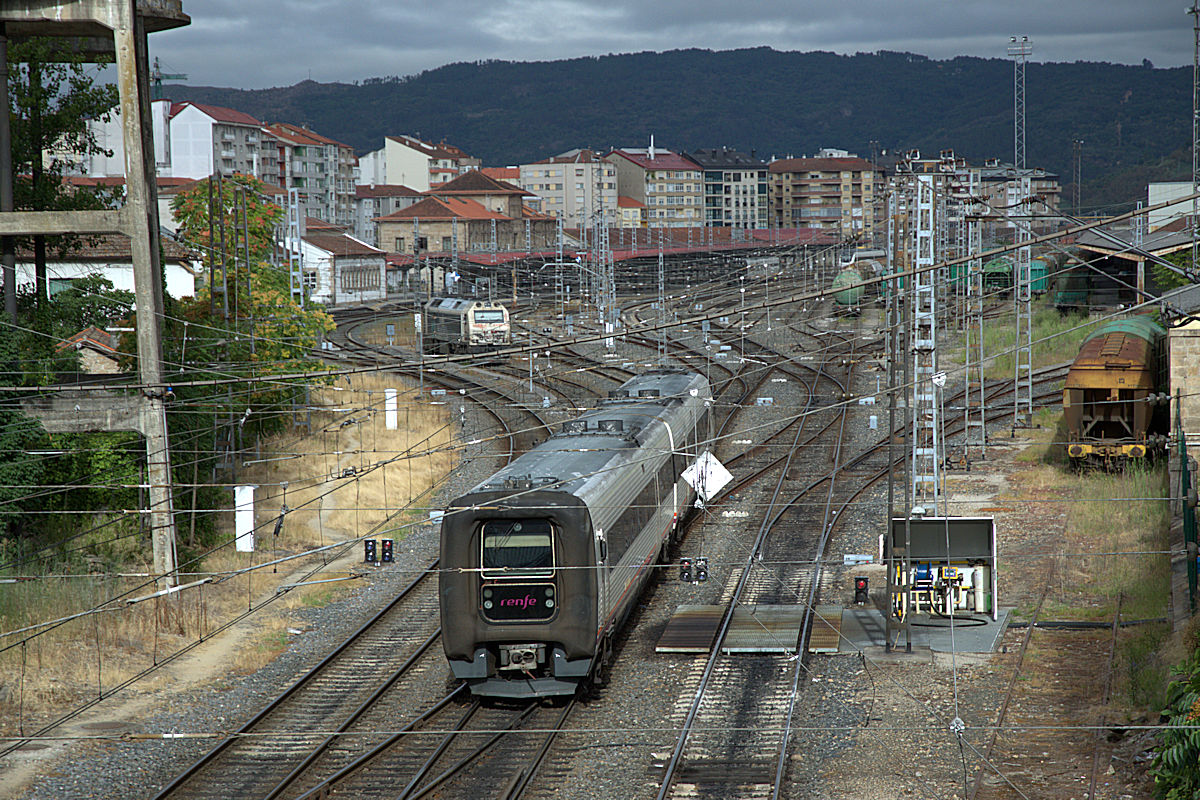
top-left (483, 600), bottom-right (493, 609)
top-left (545, 599), bottom-right (554, 608)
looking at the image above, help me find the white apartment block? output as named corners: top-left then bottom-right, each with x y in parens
top-left (519, 149), bottom-right (617, 227)
top-left (47, 99), bottom-right (174, 177)
top-left (168, 102), bottom-right (276, 180)
top-left (355, 135), bottom-right (480, 192)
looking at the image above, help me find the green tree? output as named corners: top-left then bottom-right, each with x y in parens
top-left (7, 36), bottom-right (120, 303)
top-left (165, 175), bottom-right (333, 552)
top-left (1151, 646), bottom-right (1200, 799)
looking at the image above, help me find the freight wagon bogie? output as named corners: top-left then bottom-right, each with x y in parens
top-left (439, 371), bottom-right (713, 699)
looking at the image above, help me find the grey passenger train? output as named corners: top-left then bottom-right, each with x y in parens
top-left (438, 370), bottom-right (713, 698)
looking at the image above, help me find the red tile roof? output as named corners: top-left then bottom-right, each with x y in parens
top-left (269, 122), bottom-right (351, 150)
top-left (374, 195), bottom-right (507, 222)
top-left (481, 167), bottom-right (520, 181)
top-left (356, 184), bottom-right (421, 199)
top-left (18, 233), bottom-right (192, 261)
top-left (387, 135), bottom-right (475, 161)
top-left (55, 326), bottom-right (117, 354)
top-left (607, 149), bottom-right (698, 172)
top-left (617, 195), bottom-right (645, 208)
top-left (169, 101), bottom-right (262, 126)
top-left (430, 170), bottom-right (528, 196)
top-left (768, 157), bottom-right (880, 173)
top-left (302, 231), bottom-right (384, 257)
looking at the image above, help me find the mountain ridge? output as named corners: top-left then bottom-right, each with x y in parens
top-left (163, 47), bottom-right (1188, 209)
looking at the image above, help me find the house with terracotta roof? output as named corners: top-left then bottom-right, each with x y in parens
top-left (768, 149), bottom-right (885, 238)
top-left (16, 234), bottom-right (199, 300)
top-left (373, 172), bottom-right (555, 256)
top-left (354, 184), bottom-right (422, 247)
top-left (167, 101), bottom-right (278, 180)
top-left (519, 149), bottom-right (617, 228)
top-left (605, 144), bottom-right (702, 228)
top-left (298, 218), bottom-right (387, 306)
top-left (54, 326), bottom-right (121, 375)
top-left (617, 196), bottom-right (646, 228)
top-left (357, 135), bottom-right (482, 192)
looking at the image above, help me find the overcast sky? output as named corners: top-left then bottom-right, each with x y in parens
top-left (152, 1), bottom-right (1193, 89)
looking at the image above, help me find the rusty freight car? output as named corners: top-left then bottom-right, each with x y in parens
top-left (1062, 316), bottom-right (1169, 467)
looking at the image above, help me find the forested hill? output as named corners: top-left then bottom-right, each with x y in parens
top-left (165, 47), bottom-right (1188, 210)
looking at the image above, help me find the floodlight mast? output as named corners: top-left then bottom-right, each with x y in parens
top-left (1190, 6), bottom-right (1199, 271)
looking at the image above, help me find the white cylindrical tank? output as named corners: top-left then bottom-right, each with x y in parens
top-left (973, 567), bottom-right (985, 612)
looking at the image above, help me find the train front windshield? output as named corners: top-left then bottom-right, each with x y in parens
top-left (473, 310), bottom-right (506, 324)
top-left (481, 519), bottom-right (554, 578)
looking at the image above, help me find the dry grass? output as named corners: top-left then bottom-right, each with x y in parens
top-left (0, 371), bottom-right (456, 733)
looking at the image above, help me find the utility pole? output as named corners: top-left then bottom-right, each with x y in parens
top-left (1, 0), bottom-right (188, 589)
top-left (1072, 139), bottom-right (1084, 215)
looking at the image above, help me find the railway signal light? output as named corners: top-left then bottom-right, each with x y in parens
top-left (381, 538), bottom-right (394, 563)
top-left (364, 539), bottom-right (378, 563)
top-left (695, 557), bottom-right (709, 583)
top-left (854, 576), bottom-right (869, 605)
top-left (679, 557), bottom-right (692, 583)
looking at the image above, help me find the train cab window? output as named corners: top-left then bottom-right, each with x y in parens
top-left (481, 520), bottom-right (554, 578)
top-left (473, 309), bottom-right (505, 324)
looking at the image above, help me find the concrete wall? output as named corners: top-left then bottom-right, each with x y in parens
top-left (1169, 320), bottom-right (1200, 459)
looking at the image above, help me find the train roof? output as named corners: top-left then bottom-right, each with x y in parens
top-left (1081, 315), bottom-right (1165, 347)
top-left (425, 297), bottom-right (504, 311)
top-left (465, 371), bottom-right (708, 499)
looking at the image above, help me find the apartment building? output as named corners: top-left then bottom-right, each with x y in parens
top-left (605, 146), bottom-right (702, 228)
top-left (768, 150), bottom-right (885, 238)
top-left (168, 102), bottom-right (277, 180)
top-left (519, 149), bottom-right (617, 227)
top-left (684, 147), bottom-right (768, 228)
top-left (265, 122), bottom-right (356, 227)
top-left (356, 135), bottom-right (481, 192)
top-left (354, 184), bottom-right (422, 247)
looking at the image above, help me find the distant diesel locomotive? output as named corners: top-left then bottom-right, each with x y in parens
top-left (439, 371), bottom-right (713, 698)
top-left (422, 297), bottom-right (511, 354)
top-left (1063, 316), bottom-right (1169, 466)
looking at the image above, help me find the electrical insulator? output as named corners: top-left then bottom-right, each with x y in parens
top-left (679, 557), bottom-right (692, 583)
top-left (854, 576), bottom-right (869, 605)
top-left (381, 538), bottom-right (394, 563)
top-left (364, 539), bottom-right (378, 563)
top-left (694, 557), bottom-right (708, 583)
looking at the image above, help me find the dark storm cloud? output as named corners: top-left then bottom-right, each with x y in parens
top-left (153, 0), bottom-right (1190, 89)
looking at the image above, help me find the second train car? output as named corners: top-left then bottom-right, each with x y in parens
top-left (439, 370), bottom-right (712, 698)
